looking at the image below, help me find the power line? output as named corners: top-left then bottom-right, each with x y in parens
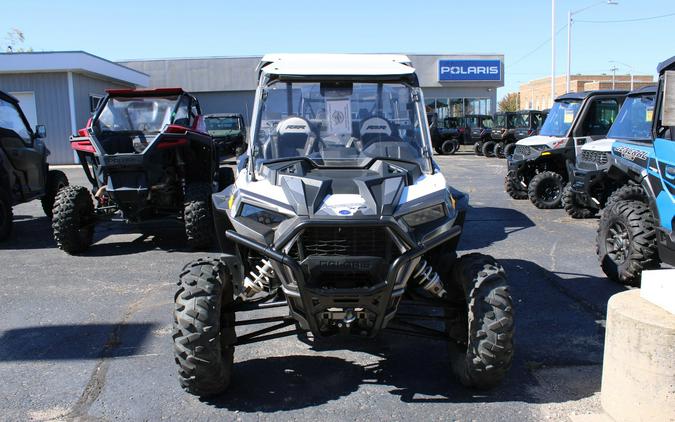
top-left (507, 24), bottom-right (567, 69)
top-left (576, 11), bottom-right (675, 23)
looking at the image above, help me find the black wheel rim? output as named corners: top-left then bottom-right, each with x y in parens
top-left (442, 142), bottom-right (453, 154)
top-left (539, 179), bottom-right (561, 202)
top-left (606, 221), bottom-right (630, 264)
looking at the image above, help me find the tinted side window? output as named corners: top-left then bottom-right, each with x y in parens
top-left (583, 99), bottom-right (620, 136)
top-left (0, 98), bottom-right (31, 141)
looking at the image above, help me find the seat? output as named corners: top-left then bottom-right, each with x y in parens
top-left (272, 116), bottom-right (317, 158)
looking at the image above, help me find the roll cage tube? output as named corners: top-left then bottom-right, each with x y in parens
top-left (246, 77), bottom-right (435, 180)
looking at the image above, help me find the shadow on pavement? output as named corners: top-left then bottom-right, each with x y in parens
top-left (459, 205), bottom-right (535, 250)
top-left (0, 323), bottom-right (157, 361)
top-left (203, 259), bottom-right (624, 412)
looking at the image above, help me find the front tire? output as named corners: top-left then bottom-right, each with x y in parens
top-left (173, 258), bottom-right (236, 396)
top-left (504, 170), bottom-right (528, 200)
top-left (473, 142), bottom-right (483, 156)
top-left (184, 182), bottom-right (214, 249)
top-left (52, 185), bottom-right (95, 254)
top-left (562, 184), bottom-right (596, 218)
top-left (596, 200), bottom-right (659, 287)
top-left (604, 184), bottom-right (646, 210)
top-left (445, 253), bottom-right (514, 389)
top-left (528, 171), bottom-right (565, 209)
top-left (41, 170), bottom-right (69, 219)
top-left (0, 188), bottom-right (13, 241)
top-left (482, 141), bottom-right (496, 157)
top-left (494, 142), bottom-right (505, 158)
top-left (503, 143), bottom-right (516, 158)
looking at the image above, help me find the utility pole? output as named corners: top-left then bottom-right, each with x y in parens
top-left (551, 0), bottom-right (556, 106)
top-left (610, 65), bottom-right (618, 89)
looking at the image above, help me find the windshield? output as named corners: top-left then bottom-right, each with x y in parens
top-left (514, 113), bottom-right (530, 128)
top-left (540, 100), bottom-right (582, 137)
top-left (607, 95), bottom-right (655, 141)
top-left (495, 114), bottom-right (506, 128)
top-left (206, 116), bottom-right (241, 134)
top-left (96, 96), bottom-right (179, 133)
top-left (252, 81), bottom-right (430, 172)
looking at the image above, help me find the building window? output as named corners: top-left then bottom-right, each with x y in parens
top-left (89, 95), bottom-right (103, 113)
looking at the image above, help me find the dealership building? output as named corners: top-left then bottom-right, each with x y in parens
top-left (1, 51), bottom-right (504, 164)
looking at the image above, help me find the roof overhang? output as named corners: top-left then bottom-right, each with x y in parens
top-left (0, 51), bottom-right (149, 87)
top-left (105, 87), bottom-right (184, 96)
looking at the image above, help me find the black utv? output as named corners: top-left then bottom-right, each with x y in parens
top-left (508, 110), bottom-right (546, 157)
top-left (52, 88), bottom-right (220, 254)
top-left (427, 113), bottom-right (461, 155)
top-left (486, 112), bottom-right (516, 158)
top-left (468, 114), bottom-right (494, 156)
top-left (204, 113), bottom-right (247, 158)
top-left (505, 90), bottom-right (628, 209)
top-left (0, 90), bottom-right (68, 240)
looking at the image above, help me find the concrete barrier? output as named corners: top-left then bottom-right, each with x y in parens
top-left (601, 290), bottom-right (675, 422)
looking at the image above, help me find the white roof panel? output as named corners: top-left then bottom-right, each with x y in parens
top-left (258, 54), bottom-right (415, 77)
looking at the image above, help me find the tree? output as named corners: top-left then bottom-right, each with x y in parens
top-left (498, 92), bottom-right (519, 112)
top-left (4, 28), bottom-right (32, 52)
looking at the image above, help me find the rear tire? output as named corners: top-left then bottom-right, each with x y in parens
top-left (494, 142), bottom-right (505, 158)
top-left (441, 139), bottom-right (458, 155)
top-left (445, 253), bottom-right (514, 389)
top-left (52, 185), bottom-right (95, 254)
top-left (596, 200), bottom-right (659, 287)
top-left (482, 141), bottom-right (496, 157)
top-left (173, 258), bottom-right (235, 396)
top-left (41, 170), bottom-right (69, 219)
top-left (504, 170), bottom-right (528, 200)
top-left (473, 142), bottom-right (483, 156)
top-left (0, 188), bottom-right (13, 241)
top-left (184, 182), bottom-right (214, 249)
top-left (528, 171), bottom-right (565, 209)
top-left (562, 184), bottom-right (596, 219)
top-left (503, 143), bottom-right (516, 158)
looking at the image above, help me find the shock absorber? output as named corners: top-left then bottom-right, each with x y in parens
top-left (412, 259), bottom-right (447, 298)
top-left (242, 258), bottom-right (275, 297)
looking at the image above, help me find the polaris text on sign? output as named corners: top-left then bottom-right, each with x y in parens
top-left (438, 60), bottom-right (502, 82)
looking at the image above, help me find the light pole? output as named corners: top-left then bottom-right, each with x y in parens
top-left (566, 0), bottom-right (619, 93)
top-left (610, 60), bottom-right (635, 90)
top-left (551, 0), bottom-right (556, 107)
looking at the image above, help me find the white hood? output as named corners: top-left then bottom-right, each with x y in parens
top-left (516, 135), bottom-right (565, 148)
top-left (581, 138), bottom-right (615, 152)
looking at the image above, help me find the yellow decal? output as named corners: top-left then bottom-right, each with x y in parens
top-left (228, 194), bottom-right (234, 209)
top-left (541, 151), bottom-right (552, 156)
top-left (646, 107), bottom-right (654, 122)
top-left (564, 109), bottom-right (574, 124)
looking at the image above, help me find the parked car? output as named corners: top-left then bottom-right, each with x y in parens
top-left (505, 90), bottom-right (628, 208)
top-left (53, 88), bottom-right (221, 254)
top-left (468, 114), bottom-right (494, 156)
top-left (204, 113), bottom-right (247, 157)
top-left (596, 57), bottom-right (675, 286)
top-left (0, 90), bottom-right (68, 240)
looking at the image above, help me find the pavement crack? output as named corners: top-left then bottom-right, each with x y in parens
top-left (62, 288), bottom-right (153, 421)
top-left (549, 241), bottom-right (558, 272)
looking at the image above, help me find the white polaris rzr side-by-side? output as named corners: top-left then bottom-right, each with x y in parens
top-left (171, 54), bottom-right (515, 397)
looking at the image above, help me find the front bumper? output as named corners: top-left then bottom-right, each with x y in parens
top-left (568, 161), bottom-right (610, 209)
top-left (225, 218), bottom-right (462, 338)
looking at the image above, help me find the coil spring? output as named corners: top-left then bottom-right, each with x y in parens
top-left (242, 259), bottom-right (275, 297)
top-left (412, 259), bottom-right (446, 298)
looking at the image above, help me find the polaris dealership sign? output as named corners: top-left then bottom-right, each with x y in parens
top-left (438, 60), bottom-right (502, 82)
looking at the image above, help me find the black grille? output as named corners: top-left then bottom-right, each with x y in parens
top-left (514, 145), bottom-right (531, 156)
top-left (292, 226), bottom-right (395, 259)
top-left (581, 150), bottom-right (609, 166)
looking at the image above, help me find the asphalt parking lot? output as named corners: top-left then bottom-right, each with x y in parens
top-left (0, 148), bottom-right (628, 421)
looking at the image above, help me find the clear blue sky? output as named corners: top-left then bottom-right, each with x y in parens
top-left (4, 0), bottom-right (674, 100)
